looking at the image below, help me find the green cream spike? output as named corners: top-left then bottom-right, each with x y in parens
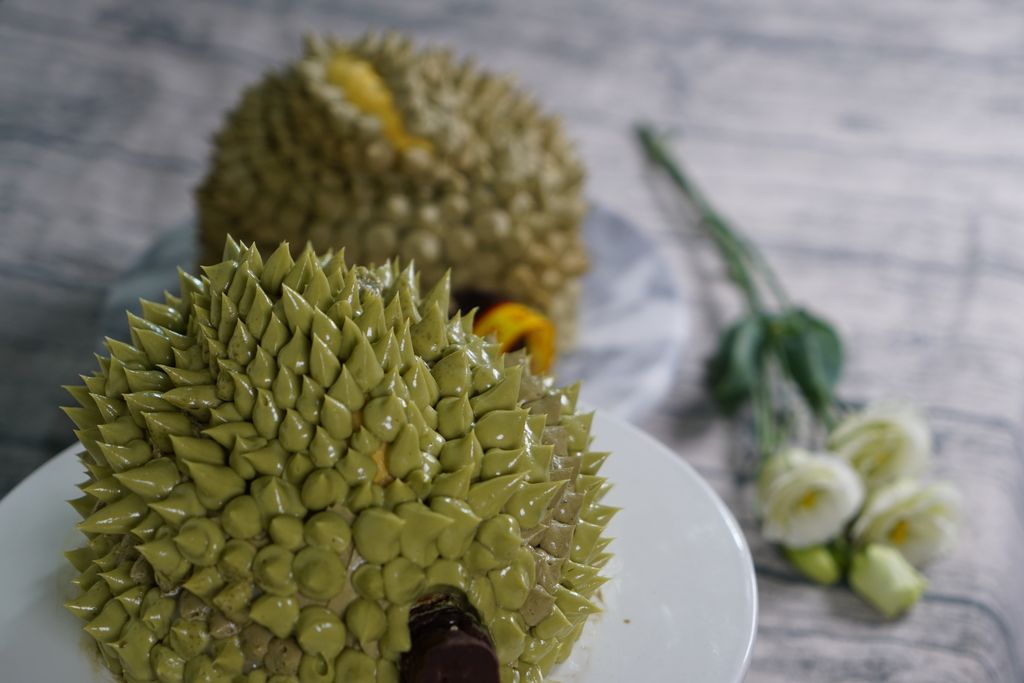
top-left (182, 566), bottom-right (225, 600)
top-left (297, 375), bottom-right (325, 424)
top-left (438, 431), bottom-right (484, 475)
top-left (98, 564), bottom-right (137, 596)
top-left (253, 388), bottom-right (282, 439)
top-left (62, 406), bottom-right (99, 432)
top-left (72, 563), bottom-right (101, 590)
top-left (345, 598), bottom-right (387, 649)
top-left (281, 285), bottom-right (315, 335)
top-left (311, 308), bottom-right (342, 356)
top-left (477, 514), bottom-right (523, 563)
top-left (481, 447), bottom-right (528, 480)
top-left (62, 233), bottom-right (611, 682)
top-left (129, 509), bottom-right (164, 541)
top-left (162, 384), bottom-right (221, 412)
top-left (284, 452), bottom-right (315, 486)
top-left (374, 332), bottom-right (404, 375)
top-left (410, 302), bottom-right (447, 362)
top-left (490, 613), bottom-right (527, 665)
top-left (83, 475), bottom-right (126, 504)
top-left (136, 537), bottom-right (191, 583)
top-left (96, 415), bottom-right (143, 447)
top-left (429, 465), bottom-right (473, 500)
top-left (174, 517), bottom-right (225, 566)
top-left (353, 508), bottom-right (405, 564)
top-left (296, 607), bottom-right (346, 659)
top-left (385, 478), bottom-right (418, 508)
top-left (65, 545), bottom-right (95, 572)
top-left (279, 408), bottom-right (314, 452)
top-left (159, 364), bottom-right (213, 387)
top-left (303, 511), bottom-right (351, 553)
top-left (552, 585), bottom-right (599, 625)
top-left (436, 394), bottom-right (473, 440)
top-left (279, 329), bottom-right (310, 377)
top-left (475, 410), bottom-right (528, 450)
top-left (84, 600), bottom-right (129, 643)
top-left (396, 502), bottom-right (453, 566)
top-left (98, 440), bottom-right (152, 473)
top-left (328, 364), bottom-right (366, 411)
top-left (90, 395), bottom-right (127, 425)
top-left (65, 580), bottom-right (113, 620)
top-left (357, 295), bottom-right (387, 343)
top-left (489, 553), bottom-right (534, 610)
top-left (124, 367), bottom-right (172, 393)
top-left (381, 424), bottom-right (420, 479)
top-left (310, 333), bottom-right (341, 387)
top-left (251, 475), bottom-right (305, 517)
top-left (270, 366), bottom-right (299, 409)
top-left (203, 420), bottom-right (258, 449)
top-left (185, 461), bottom-right (245, 510)
top-left (170, 435), bottom-right (226, 466)
top-left (346, 327), bottom-right (385, 391)
top-left (261, 313), bottom-right (290, 356)
top-left (78, 494), bottom-right (148, 535)
top-left (505, 481), bottom-right (565, 530)
top-left (467, 473), bottom-right (527, 519)
top-left (471, 365), bottom-right (523, 418)
top-left (562, 561), bottom-right (609, 597)
top-left (383, 556), bottom-right (425, 604)
top-left (352, 563), bottom-right (386, 601)
top-left (148, 483), bottom-right (205, 527)
top-left (269, 515), bottom-right (305, 550)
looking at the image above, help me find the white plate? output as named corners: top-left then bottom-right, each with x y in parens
top-left (0, 413), bottom-right (756, 682)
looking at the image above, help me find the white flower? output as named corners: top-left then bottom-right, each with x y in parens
top-left (758, 448), bottom-right (865, 547)
top-left (851, 479), bottom-right (960, 567)
top-left (827, 401), bottom-right (931, 489)
top-left (849, 544), bottom-right (928, 618)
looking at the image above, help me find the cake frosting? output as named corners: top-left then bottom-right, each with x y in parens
top-left (64, 237), bottom-right (613, 683)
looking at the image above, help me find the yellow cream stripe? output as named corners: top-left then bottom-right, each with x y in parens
top-left (325, 54), bottom-right (432, 152)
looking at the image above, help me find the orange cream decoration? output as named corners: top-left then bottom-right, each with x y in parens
top-left (474, 302), bottom-right (556, 374)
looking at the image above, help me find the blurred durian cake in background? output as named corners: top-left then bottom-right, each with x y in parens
top-left (196, 32), bottom-right (588, 348)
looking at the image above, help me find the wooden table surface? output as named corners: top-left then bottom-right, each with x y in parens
top-left (1, 1), bottom-right (1022, 680)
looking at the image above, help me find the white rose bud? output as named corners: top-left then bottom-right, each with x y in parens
top-left (849, 544), bottom-right (927, 618)
top-left (758, 448), bottom-right (865, 547)
top-left (851, 479), bottom-right (961, 567)
top-left (827, 401), bottom-right (931, 489)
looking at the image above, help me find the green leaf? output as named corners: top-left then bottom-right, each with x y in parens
top-left (772, 309), bottom-right (842, 416)
top-left (706, 314), bottom-right (767, 415)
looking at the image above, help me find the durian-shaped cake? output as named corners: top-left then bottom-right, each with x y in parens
top-left (63, 237), bottom-right (613, 683)
top-left (196, 32), bottom-right (588, 343)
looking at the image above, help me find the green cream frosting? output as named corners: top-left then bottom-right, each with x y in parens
top-left (63, 238), bottom-right (612, 683)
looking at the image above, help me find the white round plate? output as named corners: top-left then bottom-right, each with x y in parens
top-left (0, 413), bottom-right (755, 682)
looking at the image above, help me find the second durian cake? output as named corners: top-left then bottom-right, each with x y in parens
top-left (63, 237), bottom-right (613, 683)
top-left (196, 32), bottom-right (588, 344)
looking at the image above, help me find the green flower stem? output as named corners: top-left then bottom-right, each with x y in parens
top-left (635, 124), bottom-right (789, 311)
top-left (637, 124), bottom-right (843, 454)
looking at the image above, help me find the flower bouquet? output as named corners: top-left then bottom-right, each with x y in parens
top-left (636, 126), bottom-right (960, 617)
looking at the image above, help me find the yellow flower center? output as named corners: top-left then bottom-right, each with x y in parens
top-left (888, 520), bottom-right (910, 545)
top-left (798, 490), bottom-right (819, 510)
top-left (325, 54), bottom-right (432, 152)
